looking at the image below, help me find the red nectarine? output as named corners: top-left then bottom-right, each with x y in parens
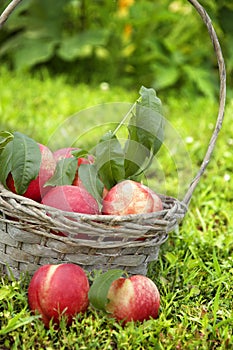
top-left (106, 275), bottom-right (160, 324)
top-left (140, 184), bottom-right (163, 212)
top-left (102, 180), bottom-right (156, 215)
top-left (42, 185), bottom-right (100, 215)
top-left (6, 143), bottom-right (56, 202)
top-left (28, 263), bottom-right (89, 328)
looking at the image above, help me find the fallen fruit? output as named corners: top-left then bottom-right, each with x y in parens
top-left (6, 143), bottom-right (56, 202)
top-left (102, 179), bottom-right (161, 215)
top-left (106, 275), bottom-right (160, 324)
top-left (42, 185), bottom-right (100, 215)
top-left (28, 263), bottom-right (89, 328)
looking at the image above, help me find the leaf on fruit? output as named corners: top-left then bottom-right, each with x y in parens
top-left (124, 86), bottom-right (164, 178)
top-left (88, 269), bottom-right (125, 312)
top-left (44, 157), bottom-right (77, 186)
top-left (78, 163), bottom-right (104, 205)
top-left (79, 86), bottom-right (164, 191)
top-left (71, 149), bottom-right (89, 159)
top-left (0, 132), bottom-right (41, 194)
top-left (95, 131), bottom-right (125, 190)
top-left (0, 141), bottom-right (13, 188)
top-left (0, 131), bottom-right (14, 153)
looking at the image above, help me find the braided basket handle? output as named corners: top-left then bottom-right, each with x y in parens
top-left (0, 1), bottom-right (226, 208)
top-left (183, 0), bottom-right (226, 206)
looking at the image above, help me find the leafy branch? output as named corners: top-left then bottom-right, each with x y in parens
top-left (44, 86), bottom-right (164, 201)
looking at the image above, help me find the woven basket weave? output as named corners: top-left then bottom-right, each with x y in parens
top-left (0, 0), bottom-right (226, 279)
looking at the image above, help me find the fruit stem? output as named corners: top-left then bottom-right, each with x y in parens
top-left (112, 102), bottom-right (136, 136)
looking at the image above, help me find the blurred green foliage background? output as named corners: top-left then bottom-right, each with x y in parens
top-left (0, 0), bottom-right (232, 97)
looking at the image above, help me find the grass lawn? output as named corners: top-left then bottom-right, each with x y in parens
top-left (0, 66), bottom-right (233, 349)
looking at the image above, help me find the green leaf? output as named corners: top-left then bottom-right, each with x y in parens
top-left (184, 66), bottom-right (215, 99)
top-left (78, 163), bottom-right (104, 205)
top-left (45, 158), bottom-right (77, 187)
top-left (71, 149), bottom-right (89, 159)
top-left (88, 270), bottom-right (125, 311)
top-left (58, 29), bottom-right (107, 61)
top-left (153, 65), bottom-right (179, 90)
top-left (136, 86), bottom-right (164, 155)
top-left (124, 114), bottom-right (150, 178)
top-left (0, 132), bottom-right (41, 194)
top-left (0, 131), bottom-right (14, 153)
top-left (139, 86), bottom-right (163, 115)
top-left (124, 86), bottom-right (164, 178)
top-left (13, 36), bottom-right (57, 70)
top-left (0, 142), bottom-right (13, 187)
top-left (95, 131), bottom-right (125, 189)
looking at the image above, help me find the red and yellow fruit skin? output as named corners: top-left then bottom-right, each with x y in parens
top-left (28, 264), bottom-right (90, 328)
top-left (106, 275), bottom-right (160, 324)
top-left (6, 143), bottom-right (56, 202)
top-left (102, 180), bottom-right (154, 215)
top-left (41, 185), bottom-right (100, 237)
top-left (102, 180), bottom-right (163, 215)
top-left (140, 184), bottom-right (163, 212)
top-left (41, 185), bottom-right (100, 215)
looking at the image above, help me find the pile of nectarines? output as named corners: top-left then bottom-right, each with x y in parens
top-left (28, 263), bottom-right (160, 328)
top-left (3, 140), bottom-right (163, 218)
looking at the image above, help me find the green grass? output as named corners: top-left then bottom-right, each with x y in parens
top-left (0, 66), bottom-right (233, 349)
top-left (0, 67), bottom-right (138, 144)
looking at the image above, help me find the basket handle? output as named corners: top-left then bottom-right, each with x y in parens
top-left (0, 1), bottom-right (226, 208)
top-left (182, 0), bottom-right (226, 206)
top-left (0, 0), bottom-right (22, 29)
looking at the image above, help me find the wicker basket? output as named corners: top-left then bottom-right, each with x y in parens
top-left (0, 0), bottom-right (226, 279)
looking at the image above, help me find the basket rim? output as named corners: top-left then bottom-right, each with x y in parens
top-left (0, 182), bottom-right (187, 222)
top-left (0, 181), bottom-right (187, 251)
